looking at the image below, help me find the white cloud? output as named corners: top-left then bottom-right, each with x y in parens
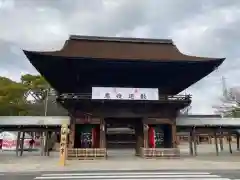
top-left (0, 0), bottom-right (240, 114)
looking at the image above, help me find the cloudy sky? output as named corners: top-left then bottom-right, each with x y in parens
top-left (0, 0), bottom-right (240, 114)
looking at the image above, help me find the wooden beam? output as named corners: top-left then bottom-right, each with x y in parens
top-left (146, 118), bottom-right (173, 125)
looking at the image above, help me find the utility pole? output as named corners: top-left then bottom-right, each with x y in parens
top-left (222, 76), bottom-right (228, 100)
top-left (44, 88), bottom-right (49, 116)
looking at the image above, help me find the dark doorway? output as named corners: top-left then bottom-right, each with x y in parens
top-left (105, 118), bottom-right (140, 149)
top-left (104, 118), bottom-right (142, 159)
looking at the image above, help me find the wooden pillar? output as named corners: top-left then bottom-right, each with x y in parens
top-left (237, 134), bottom-right (240, 151)
top-left (44, 130), bottom-right (49, 156)
top-left (192, 127), bottom-right (197, 156)
top-left (214, 131), bottom-right (219, 156)
top-left (171, 122), bottom-right (177, 148)
top-left (188, 130), bottom-right (193, 156)
top-left (176, 135), bottom-right (180, 145)
top-left (135, 121), bottom-right (144, 156)
top-left (46, 131), bottom-right (51, 156)
top-left (135, 125), bottom-right (139, 156)
top-left (143, 123), bottom-right (149, 148)
top-left (208, 135), bottom-right (211, 144)
top-left (219, 128), bottom-right (224, 151)
top-left (16, 131), bottom-right (21, 156)
top-left (228, 132), bottom-right (232, 154)
top-left (40, 132), bottom-right (45, 156)
top-left (197, 135), bottom-right (200, 145)
top-left (99, 118), bottom-right (106, 148)
top-left (20, 131), bottom-right (25, 156)
top-left (69, 118), bottom-right (76, 148)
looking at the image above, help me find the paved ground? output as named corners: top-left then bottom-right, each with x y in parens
top-left (2, 170), bottom-right (240, 180)
top-left (0, 143), bottom-right (240, 172)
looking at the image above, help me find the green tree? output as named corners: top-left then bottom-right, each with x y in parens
top-left (0, 74), bottom-right (67, 116)
top-left (0, 77), bottom-right (28, 115)
top-left (21, 74), bottom-right (67, 116)
top-left (21, 74), bottom-right (49, 102)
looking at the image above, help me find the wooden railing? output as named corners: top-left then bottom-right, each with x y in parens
top-left (58, 93), bottom-right (192, 102)
top-left (140, 147), bottom-right (180, 158)
top-left (67, 148), bottom-right (107, 160)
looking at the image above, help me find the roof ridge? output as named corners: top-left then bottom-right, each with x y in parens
top-left (69, 35), bottom-right (173, 45)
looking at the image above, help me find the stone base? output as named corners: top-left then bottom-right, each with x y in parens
top-left (67, 148), bottom-right (107, 160)
top-left (140, 147), bottom-right (180, 159)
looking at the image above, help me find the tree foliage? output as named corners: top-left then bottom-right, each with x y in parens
top-left (21, 74), bottom-right (50, 102)
top-left (0, 74), bottom-right (67, 116)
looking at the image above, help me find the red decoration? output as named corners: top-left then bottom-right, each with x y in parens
top-left (148, 127), bottom-right (155, 148)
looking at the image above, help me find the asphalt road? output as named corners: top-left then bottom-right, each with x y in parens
top-left (2, 170), bottom-right (240, 180)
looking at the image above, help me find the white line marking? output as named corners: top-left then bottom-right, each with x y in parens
top-left (35, 174), bottom-right (221, 179)
top-left (41, 172), bottom-right (211, 176)
top-left (35, 178), bottom-right (230, 180)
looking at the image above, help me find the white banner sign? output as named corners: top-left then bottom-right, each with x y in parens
top-left (92, 87), bottom-right (159, 100)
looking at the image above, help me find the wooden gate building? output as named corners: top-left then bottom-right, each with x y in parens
top-left (23, 35), bottom-right (225, 159)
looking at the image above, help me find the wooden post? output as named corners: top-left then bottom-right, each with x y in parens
top-left (40, 132), bottom-right (45, 156)
top-left (20, 131), bottom-right (25, 156)
top-left (237, 134), bottom-right (240, 151)
top-left (188, 130), bottom-right (193, 156)
top-left (135, 125), bottom-right (139, 156)
top-left (228, 133), bottom-right (232, 154)
top-left (46, 131), bottom-right (51, 156)
top-left (143, 123), bottom-right (149, 148)
top-left (208, 135), bottom-right (211, 144)
top-left (193, 127), bottom-right (197, 156)
top-left (69, 118), bottom-right (76, 148)
top-left (44, 130), bottom-right (49, 156)
top-left (196, 135), bottom-right (199, 145)
top-left (99, 118), bottom-right (106, 148)
top-left (171, 122), bottom-right (177, 148)
top-left (135, 120), bottom-right (144, 156)
top-left (59, 124), bottom-right (69, 166)
top-left (214, 131), bottom-right (219, 156)
top-left (219, 128), bottom-right (224, 151)
top-left (16, 131), bottom-right (21, 156)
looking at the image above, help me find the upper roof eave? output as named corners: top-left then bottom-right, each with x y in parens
top-left (23, 50), bottom-right (225, 63)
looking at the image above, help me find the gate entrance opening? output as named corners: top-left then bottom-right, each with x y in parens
top-left (105, 118), bottom-right (140, 149)
top-left (105, 118), bottom-right (140, 158)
